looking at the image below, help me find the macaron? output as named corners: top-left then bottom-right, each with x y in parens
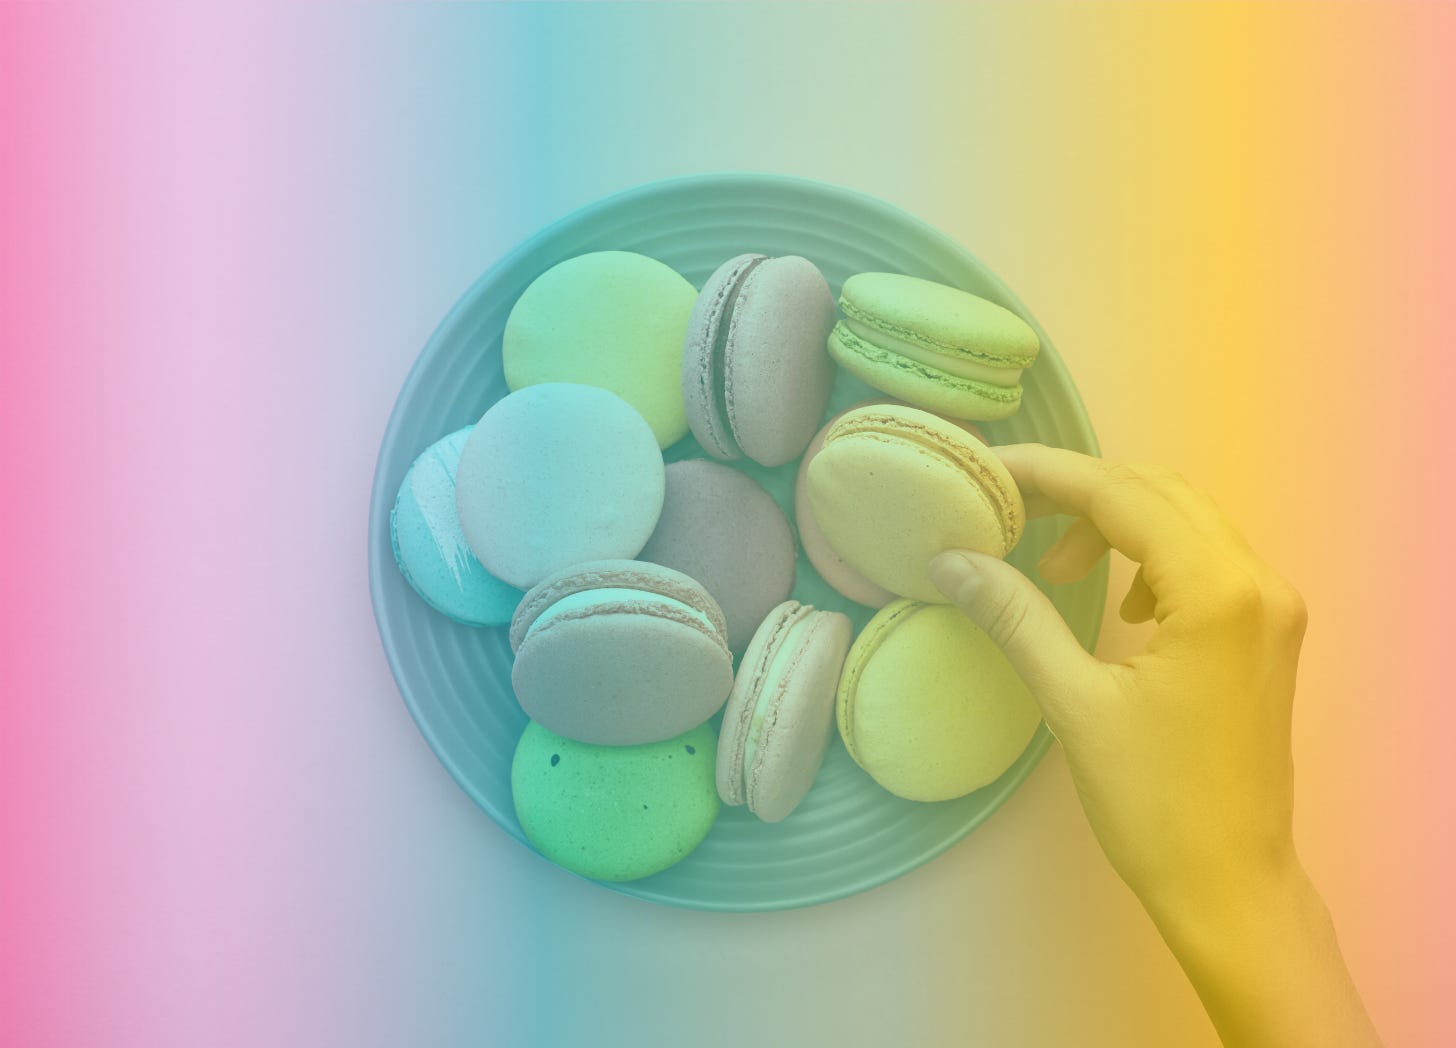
top-left (794, 400), bottom-right (987, 609)
top-left (682, 253), bottom-right (837, 466)
top-left (804, 403), bottom-right (1025, 603)
top-left (828, 272), bottom-right (1040, 421)
top-left (512, 720), bottom-right (720, 882)
top-left (637, 459), bottom-right (796, 652)
top-left (717, 601), bottom-right (853, 823)
top-left (389, 426), bottom-right (524, 626)
top-left (503, 251), bottom-right (698, 448)
top-left (509, 560), bottom-right (734, 746)
top-left (455, 384), bottom-right (665, 591)
top-left (837, 600), bottom-right (1041, 802)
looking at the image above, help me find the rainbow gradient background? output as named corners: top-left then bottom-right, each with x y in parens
top-left (5, 3), bottom-right (1453, 1045)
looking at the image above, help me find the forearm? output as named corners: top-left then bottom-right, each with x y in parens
top-left (1141, 857), bottom-right (1383, 1048)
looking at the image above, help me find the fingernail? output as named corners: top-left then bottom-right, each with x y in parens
top-left (929, 550), bottom-right (979, 599)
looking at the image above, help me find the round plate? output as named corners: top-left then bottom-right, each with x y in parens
top-left (368, 173), bottom-right (1107, 911)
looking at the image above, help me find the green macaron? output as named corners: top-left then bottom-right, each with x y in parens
top-left (511, 720), bottom-right (720, 882)
top-left (828, 272), bottom-right (1040, 421)
top-left (503, 251), bottom-right (698, 448)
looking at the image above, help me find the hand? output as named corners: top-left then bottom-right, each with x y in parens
top-left (928, 444), bottom-right (1381, 1048)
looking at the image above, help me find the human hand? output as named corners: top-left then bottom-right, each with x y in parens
top-left (929, 444), bottom-right (1306, 910)
top-left (927, 444), bottom-right (1381, 1048)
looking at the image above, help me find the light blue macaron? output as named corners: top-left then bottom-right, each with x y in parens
top-left (390, 427), bottom-right (524, 627)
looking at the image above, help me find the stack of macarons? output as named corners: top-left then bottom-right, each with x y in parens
top-left (389, 248), bottom-right (1049, 883)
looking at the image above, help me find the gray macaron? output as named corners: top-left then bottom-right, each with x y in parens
top-left (637, 459), bottom-right (796, 652)
top-left (681, 254), bottom-right (837, 467)
top-left (510, 560), bottom-right (734, 746)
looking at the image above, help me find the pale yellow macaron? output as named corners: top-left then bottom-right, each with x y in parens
top-left (837, 600), bottom-right (1041, 802)
top-left (804, 403), bottom-right (1025, 603)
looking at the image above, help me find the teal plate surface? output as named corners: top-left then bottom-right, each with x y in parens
top-left (368, 173), bottom-right (1107, 911)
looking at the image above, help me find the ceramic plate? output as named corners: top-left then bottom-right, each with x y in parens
top-left (368, 173), bottom-right (1107, 911)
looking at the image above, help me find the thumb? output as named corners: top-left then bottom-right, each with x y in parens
top-left (928, 549), bottom-right (1104, 726)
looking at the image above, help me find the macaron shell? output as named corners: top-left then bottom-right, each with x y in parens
top-left (839, 272), bottom-right (1041, 368)
top-left (794, 400), bottom-right (989, 608)
top-left (510, 558), bottom-right (728, 654)
top-left (795, 401), bottom-right (907, 609)
top-left (743, 608), bottom-right (852, 823)
top-left (681, 254), bottom-right (762, 460)
top-left (837, 601), bottom-right (1041, 802)
top-left (455, 384), bottom-right (666, 590)
top-left (512, 721), bottom-right (720, 882)
top-left (389, 426), bottom-right (525, 626)
top-left (722, 255), bottom-right (837, 466)
top-left (512, 609), bottom-right (733, 745)
top-left (503, 251), bottom-right (698, 448)
top-left (805, 405), bottom-right (1025, 603)
top-left (637, 460), bottom-right (796, 652)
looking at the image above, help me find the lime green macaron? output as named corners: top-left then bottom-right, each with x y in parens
top-left (511, 720), bottom-right (720, 882)
top-left (804, 403), bottom-right (1025, 603)
top-left (828, 272), bottom-right (1040, 421)
top-left (837, 601), bottom-right (1041, 803)
top-left (503, 251), bottom-right (698, 448)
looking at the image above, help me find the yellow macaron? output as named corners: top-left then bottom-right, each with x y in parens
top-left (837, 600), bottom-right (1041, 802)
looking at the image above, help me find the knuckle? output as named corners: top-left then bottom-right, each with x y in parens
top-left (979, 588), bottom-right (1032, 651)
top-left (1101, 462), bottom-right (1146, 487)
top-left (1209, 576), bottom-right (1266, 621)
top-left (1264, 580), bottom-right (1310, 636)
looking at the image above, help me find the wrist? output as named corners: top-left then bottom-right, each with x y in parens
top-left (1137, 842), bottom-right (1311, 949)
top-left (1138, 852), bottom-right (1383, 1048)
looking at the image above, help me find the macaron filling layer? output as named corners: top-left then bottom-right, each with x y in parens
top-left (529, 587), bottom-right (716, 636)
top-left (842, 318), bottom-right (1022, 386)
top-left (739, 612), bottom-right (820, 798)
top-left (840, 294), bottom-right (1038, 370)
top-left (708, 255), bottom-right (768, 451)
top-left (829, 323), bottom-right (1022, 405)
top-left (823, 411), bottom-right (1023, 551)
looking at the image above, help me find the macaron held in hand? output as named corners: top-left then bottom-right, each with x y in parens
top-left (829, 273), bottom-right (1040, 421)
top-left (805, 403), bottom-right (1025, 603)
top-left (794, 399), bottom-right (989, 609)
top-left (454, 383), bottom-right (666, 591)
top-left (503, 251), bottom-right (698, 448)
top-left (682, 253), bottom-right (837, 466)
top-left (512, 721), bottom-right (720, 882)
top-left (509, 560), bottom-right (734, 747)
top-left (837, 600), bottom-right (1041, 802)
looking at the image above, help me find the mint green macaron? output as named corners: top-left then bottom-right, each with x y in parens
top-left (512, 720), bottom-right (720, 882)
top-left (828, 273), bottom-right (1040, 421)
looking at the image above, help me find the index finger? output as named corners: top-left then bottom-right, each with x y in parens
top-left (991, 444), bottom-right (1215, 573)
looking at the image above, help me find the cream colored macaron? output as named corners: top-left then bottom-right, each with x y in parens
top-left (804, 403), bottom-right (1025, 603)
